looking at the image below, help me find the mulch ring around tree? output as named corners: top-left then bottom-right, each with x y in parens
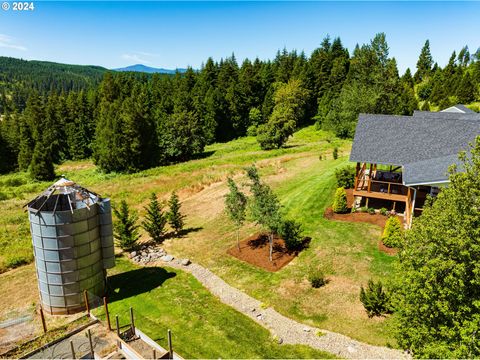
top-left (227, 233), bottom-right (308, 272)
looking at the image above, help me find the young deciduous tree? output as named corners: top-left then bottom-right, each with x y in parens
top-left (142, 193), bottom-right (167, 243)
top-left (113, 200), bottom-right (140, 251)
top-left (257, 79), bottom-right (309, 149)
top-left (246, 165), bottom-right (282, 261)
top-left (167, 192), bottom-right (185, 235)
top-left (396, 136), bottom-right (480, 357)
top-left (224, 178), bottom-right (247, 250)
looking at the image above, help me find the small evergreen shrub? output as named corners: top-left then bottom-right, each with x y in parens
top-left (351, 206), bottom-right (357, 213)
top-left (334, 166), bottom-right (356, 189)
top-left (333, 147), bottom-right (339, 160)
top-left (379, 207), bottom-right (388, 216)
top-left (368, 207), bottom-right (376, 215)
top-left (359, 206), bottom-right (368, 213)
top-left (113, 200), bottom-right (140, 251)
top-left (308, 271), bottom-right (327, 288)
top-left (332, 187), bottom-right (348, 213)
top-left (278, 219), bottom-right (303, 251)
top-left (382, 216), bottom-right (404, 248)
top-left (359, 280), bottom-right (392, 317)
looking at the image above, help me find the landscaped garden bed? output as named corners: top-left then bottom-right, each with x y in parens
top-left (227, 233), bottom-right (308, 272)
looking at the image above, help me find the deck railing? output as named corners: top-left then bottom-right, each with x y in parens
top-left (355, 177), bottom-right (408, 196)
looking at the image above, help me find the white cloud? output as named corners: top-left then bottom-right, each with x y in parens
top-left (121, 53), bottom-right (150, 64)
top-left (0, 34), bottom-right (27, 51)
top-left (121, 51), bottom-right (160, 64)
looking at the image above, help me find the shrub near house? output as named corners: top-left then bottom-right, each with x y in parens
top-left (381, 216), bottom-right (403, 248)
top-left (332, 187), bottom-right (348, 213)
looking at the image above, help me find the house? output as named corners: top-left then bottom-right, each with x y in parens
top-left (349, 105), bottom-right (480, 227)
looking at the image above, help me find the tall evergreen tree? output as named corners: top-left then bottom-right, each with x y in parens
top-left (415, 40), bottom-right (434, 83)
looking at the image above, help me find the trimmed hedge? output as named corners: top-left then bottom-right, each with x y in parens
top-left (332, 187), bottom-right (348, 213)
top-left (382, 216), bottom-right (404, 248)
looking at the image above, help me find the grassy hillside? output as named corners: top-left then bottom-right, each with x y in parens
top-left (0, 126), bottom-right (397, 346)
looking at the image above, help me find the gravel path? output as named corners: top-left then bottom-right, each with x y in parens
top-left (162, 259), bottom-right (408, 359)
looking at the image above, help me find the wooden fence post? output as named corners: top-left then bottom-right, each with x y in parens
top-left (83, 290), bottom-right (90, 315)
top-left (130, 307), bottom-right (135, 334)
top-left (70, 340), bottom-right (76, 359)
top-left (87, 329), bottom-right (94, 356)
top-left (153, 349), bottom-right (156, 359)
top-left (39, 306), bottom-right (47, 333)
top-left (168, 329), bottom-right (173, 359)
top-left (103, 297), bottom-right (111, 331)
top-left (116, 315), bottom-right (120, 337)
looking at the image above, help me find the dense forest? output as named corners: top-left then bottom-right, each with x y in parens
top-left (0, 34), bottom-right (479, 178)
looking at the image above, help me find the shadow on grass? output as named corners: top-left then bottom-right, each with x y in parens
top-left (164, 226), bottom-right (203, 239)
top-left (107, 267), bottom-right (176, 303)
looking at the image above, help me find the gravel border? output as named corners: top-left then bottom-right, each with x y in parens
top-left (157, 257), bottom-right (408, 359)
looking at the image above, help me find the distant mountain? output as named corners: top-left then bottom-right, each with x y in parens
top-left (113, 64), bottom-right (188, 74)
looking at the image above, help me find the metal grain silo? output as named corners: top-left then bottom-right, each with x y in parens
top-left (26, 178), bottom-right (115, 315)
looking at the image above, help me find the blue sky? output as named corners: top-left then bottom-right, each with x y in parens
top-left (0, 1), bottom-right (479, 73)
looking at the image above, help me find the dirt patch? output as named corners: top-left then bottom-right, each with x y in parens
top-left (227, 234), bottom-right (300, 272)
top-left (324, 207), bottom-right (391, 228)
top-left (378, 240), bottom-right (399, 256)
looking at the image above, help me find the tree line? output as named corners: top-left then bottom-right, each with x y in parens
top-left (1, 34), bottom-right (479, 178)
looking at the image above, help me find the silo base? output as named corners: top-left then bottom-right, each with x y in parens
top-left (41, 303), bottom-right (88, 315)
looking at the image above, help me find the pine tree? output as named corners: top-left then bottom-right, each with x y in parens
top-left (113, 200), bottom-right (140, 251)
top-left (142, 193), bottom-right (167, 243)
top-left (415, 40), bottom-right (433, 83)
top-left (167, 192), bottom-right (185, 235)
top-left (457, 72), bottom-right (475, 104)
top-left (29, 142), bottom-right (55, 181)
top-left (225, 178), bottom-right (247, 250)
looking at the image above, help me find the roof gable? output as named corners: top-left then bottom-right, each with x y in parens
top-left (350, 113), bottom-right (480, 185)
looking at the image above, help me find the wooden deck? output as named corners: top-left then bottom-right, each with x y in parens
top-left (352, 189), bottom-right (408, 202)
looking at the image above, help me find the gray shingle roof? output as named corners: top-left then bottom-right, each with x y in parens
top-left (413, 110), bottom-right (480, 120)
top-left (442, 104), bottom-right (477, 114)
top-left (349, 113), bottom-right (480, 186)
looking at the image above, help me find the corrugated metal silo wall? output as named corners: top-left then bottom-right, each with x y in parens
top-left (29, 201), bottom-right (114, 315)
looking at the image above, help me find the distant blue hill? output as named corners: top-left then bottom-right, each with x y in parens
top-left (113, 64), bottom-right (188, 74)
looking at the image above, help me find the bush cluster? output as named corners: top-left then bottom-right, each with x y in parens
top-left (308, 270), bottom-right (327, 288)
top-left (359, 280), bottom-right (392, 317)
top-left (367, 207), bottom-right (376, 215)
top-left (334, 166), bottom-right (356, 189)
top-left (332, 187), bottom-right (348, 213)
top-left (278, 219), bottom-right (303, 251)
top-left (379, 207), bottom-right (388, 216)
top-left (382, 216), bottom-right (404, 248)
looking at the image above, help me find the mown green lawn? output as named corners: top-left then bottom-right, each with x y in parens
top-left (96, 258), bottom-right (335, 359)
top-left (0, 126), bottom-right (396, 347)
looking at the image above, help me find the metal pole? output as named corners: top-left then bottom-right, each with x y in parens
top-left (83, 290), bottom-right (90, 315)
top-left (168, 329), bottom-right (173, 359)
top-left (103, 297), bottom-right (111, 331)
top-left (39, 307), bottom-right (47, 333)
top-left (130, 307), bottom-right (135, 334)
top-left (87, 329), bottom-right (94, 356)
top-left (116, 315), bottom-right (120, 337)
top-left (70, 340), bottom-right (76, 359)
